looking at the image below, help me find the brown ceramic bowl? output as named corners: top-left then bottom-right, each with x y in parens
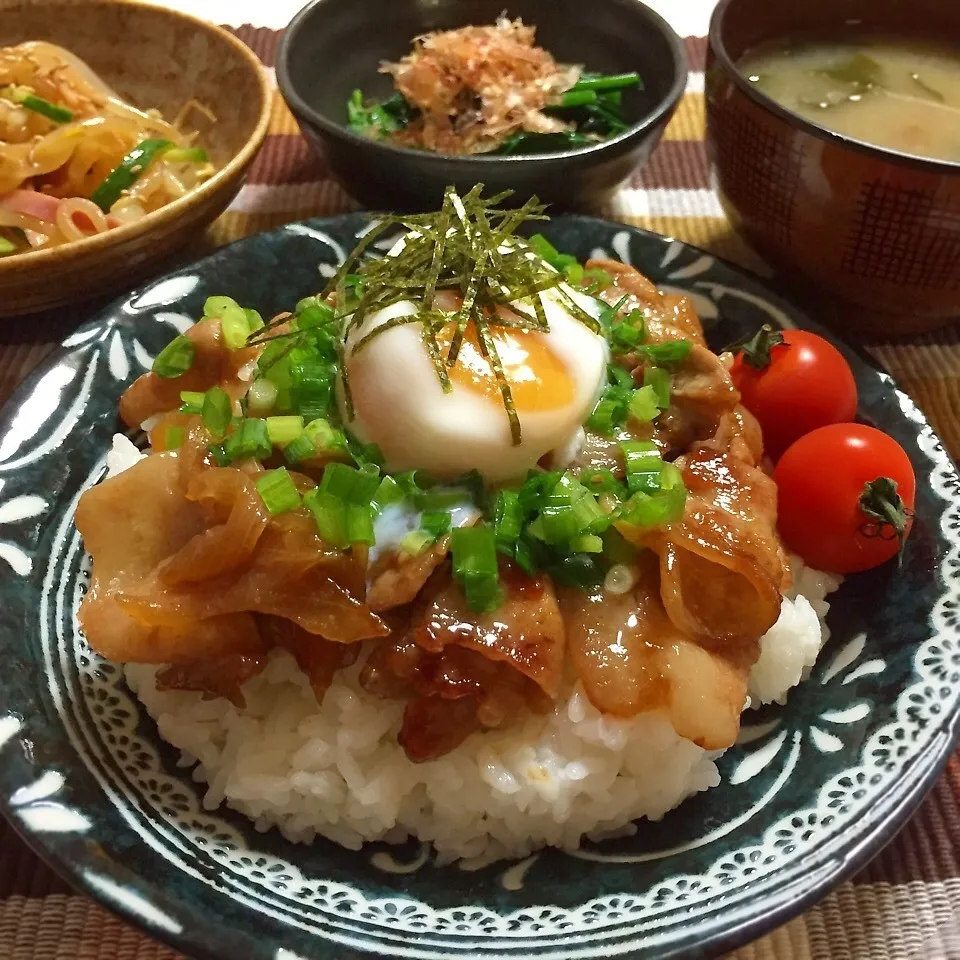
top-left (705, 0), bottom-right (960, 338)
top-left (0, 0), bottom-right (271, 317)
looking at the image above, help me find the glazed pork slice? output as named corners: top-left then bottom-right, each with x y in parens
top-left (561, 552), bottom-right (747, 751)
top-left (118, 315), bottom-right (261, 429)
top-left (361, 569), bottom-right (566, 761)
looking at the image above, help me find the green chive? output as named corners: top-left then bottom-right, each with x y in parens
top-left (255, 467), bottom-right (302, 516)
top-left (223, 418), bottom-right (271, 462)
top-left (266, 415), bottom-right (305, 446)
top-left (178, 390), bottom-right (206, 414)
top-left (202, 387), bottom-right (233, 440)
top-left (421, 511), bottom-right (452, 538)
top-left (152, 335), bottom-right (195, 379)
top-left (628, 385), bottom-right (660, 423)
top-left (163, 425), bottom-right (186, 449)
top-left (644, 366), bottom-right (671, 408)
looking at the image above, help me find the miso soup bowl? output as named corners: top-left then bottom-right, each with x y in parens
top-left (705, 0), bottom-right (960, 338)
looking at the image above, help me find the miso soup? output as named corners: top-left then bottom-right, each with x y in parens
top-left (739, 39), bottom-right (960, 162)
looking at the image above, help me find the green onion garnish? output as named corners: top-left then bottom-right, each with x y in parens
top-left (202, 387), bottom-right (232, 440)
top-left (163, 425), bottom-right (186, 450)
top-left (283, 432), bottom-right (316, 465)
top-left (255, 467), bottom-right (302, 516)
top-left (152, 335), bottom-right (195, 379)
top-left (644, 366), bottom-right (671, 408)
top-left (246, 378), bottom-right (278, 416)
top-left (179, 390), bottom-right (206, 414)
top-left (305, 490), bottom-right (349, 547)
top-left (320, 461), bottom-right (381, 504)
top-left (617, 461), bottom-right (686, 527)
top-left (421, 511), bottom-right (452, 538)
top-left (266, 415), bottom-right (304, 447)
top-left (451, 525), bottom-right (504, 613)
top-left (628, 385), bottom-right (660, 423)
top-left (641, 340), bottom-right (691, 365)
top-left (400, 530), bottom-right (435, 557)
top-left (621, 440), bottom-right (662, 495)
top-left (205, 297), bottom-right (251, 350)
top-left (222, 417), bottom-right (271, 462)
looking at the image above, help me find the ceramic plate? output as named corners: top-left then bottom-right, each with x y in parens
top-left (0, 215), bottom-right (958, 960)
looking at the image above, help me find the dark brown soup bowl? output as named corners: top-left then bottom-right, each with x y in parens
top-left (705, 0), bottom-right (960, 338)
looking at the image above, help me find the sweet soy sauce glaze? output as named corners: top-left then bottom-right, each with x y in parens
top-left (739, 38), bottom-right (960, 162)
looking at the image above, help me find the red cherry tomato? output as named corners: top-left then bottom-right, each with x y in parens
top-left (773, 424), bottom-right (916, 574)
top-left (730, 327), bottom-right (858, 461)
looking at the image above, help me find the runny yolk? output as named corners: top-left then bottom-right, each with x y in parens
top-left (434, 320), bottom-right (575, 413)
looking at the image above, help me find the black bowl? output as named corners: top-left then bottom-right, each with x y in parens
top-left (276, 0), bottom-right (687, 211)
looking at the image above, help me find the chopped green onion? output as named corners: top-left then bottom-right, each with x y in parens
top-left (320, 461), bottom-right (380, 504)
top-left (152, 335), bottom-right (195, 379)
top-left (628, 385), bottom-right (660, 423)
top-left (290, 354), bottom-right (334, 420)
top-left (644, 366), bottom-right (671, 408)
top-left (421, 511), bottom-right (452, 538)
top-left (255, 467), bottom-right (302, 516)
top-left (533, 473), bottom-right (608, 545)
top-left (621, 440), bottom-right (662, 495)
top-left (347, 503), bottom-right (376, 545)
top-left (222, 417), bottom-right (271, 462)
top-left (246, 378), bottom-right (278, 415)
top-left (266, 415), bottom-right (305, 446)
top-left (570, 533), bottom-right (604, 553)
top-left (205, 297), bottom-right (250, 350)
top-left (493, 489), bottom-right (524, 546)
top-left (527, 234), bottom-right (578, 273)
top-left (400, 530), bottom-right (435, 557)
top-left (579, 468), bottom-right (624, 495)
top-left (618, 461), bottom-right (686, 527)
top-left (163, 425), bottom-right (186, 450)
top-left (209, 443), bottom-right (230, 467)
top-left (90, 138), bottom-right (172, 212)
top-left (0, 236), bottom-right (16, 256)
top-left (178, 390), bottom-right (206, 414)
top-left (641, 340), bottom-right (691, 365)
top-left (296, 300), bottom-right (336, 329)
top-left (305, 418), bottom-right (348, 453)
top-left (282, 432), bottom-right (316, 465)
top-left (163, 146), bottom-right (208, 163)
top-left (451, 525), bottom-right (503, 612)
top-left (305, 490), bottom-right (348, 548)
top-left (372, 475), bottom-right (404, 510)
top-left (202, 386), bottom-right (232, 440)
top-left (245, 308), bottom-right (265, 333)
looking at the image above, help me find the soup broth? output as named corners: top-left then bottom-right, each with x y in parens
top-left (739, 39), bottom-right (960, 162)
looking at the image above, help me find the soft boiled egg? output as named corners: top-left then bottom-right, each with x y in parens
top-left (338, 278), bottom-right (608, 483)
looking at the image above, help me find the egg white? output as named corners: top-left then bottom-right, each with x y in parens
top-left (339, 284), bottom-right (608, 482)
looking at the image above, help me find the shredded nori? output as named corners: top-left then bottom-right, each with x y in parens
top-left (324, 186), bottom-right (597, 446)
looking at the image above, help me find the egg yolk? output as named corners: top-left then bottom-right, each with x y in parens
top-left (434, 321), bottom-right (575, 413)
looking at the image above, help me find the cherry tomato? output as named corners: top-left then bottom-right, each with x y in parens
top-left (730, 327), bottom-right (858, 461)
top-left (773, 424), bottom-right (916, 574)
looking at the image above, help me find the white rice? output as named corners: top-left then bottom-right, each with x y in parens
top-left (106, 433), bottom-right (840, 863)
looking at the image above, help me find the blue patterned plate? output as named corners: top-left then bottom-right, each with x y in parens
top-left (0, 215), bottom-right (958, 960)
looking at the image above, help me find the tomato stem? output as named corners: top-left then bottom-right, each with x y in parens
top-left (727, 324), bottom-right (785, 370)
top-left (858, 477), bottom-right (911, 566)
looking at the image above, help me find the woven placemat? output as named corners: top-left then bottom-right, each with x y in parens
top-left (1, 7), bottom-right (959, 958)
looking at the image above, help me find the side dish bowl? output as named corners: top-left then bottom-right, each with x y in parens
top-left (0, 0), bottom-right (271, 317)
top-left (705, 0), bottom-right (960, 338)
top-left (276, 0), bottom-right (687, 211)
